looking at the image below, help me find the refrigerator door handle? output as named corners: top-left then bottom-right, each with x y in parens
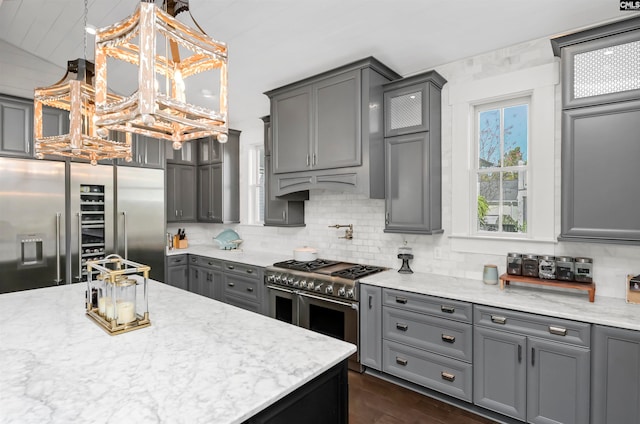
top-left (55, 212), bottom-right (62, 285)
top-left (122, 211), bottom-right (128, 260)
top-left (77, 212), bottom-right (82, 282)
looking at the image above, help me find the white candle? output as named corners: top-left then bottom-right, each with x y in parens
top-left (116, 301), bottom-right (136, 325)
top-left (98, 297), bottom-right (107, 316)
top-left (104, 300), bottom-right (115, 321)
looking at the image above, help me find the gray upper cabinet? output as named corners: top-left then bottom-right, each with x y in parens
top-left (552, 17), bottom-right (640, 244)
top-left (265, 57), bottom-right (400, 198)
top-left (591, 325), bottom-right (640, 424)
top-left (0, 94), bottom-right (32, 157)
top-left (119, 134), bottom-right (164, 169)
top-left (166, 163), bottom-right (196, 222)
top-left (197, 136), bottom-right (223, 165)
top-left (197, 129), bottom-right (239, 223)
top-left (261, 116), bottom-right (306, 227)
top-left (166, 140), bottom-right (195, 165)
top-left (383, 72), bottom-right (446, 234)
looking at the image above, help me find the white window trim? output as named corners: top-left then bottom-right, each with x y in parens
top-left (246, 144), bottom-right (265, 226)
top-left (449, 62), bottom-right (558, 255)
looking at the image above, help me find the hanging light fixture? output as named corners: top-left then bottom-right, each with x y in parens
top-left (33, 0), bottom-right (132, 165)
top-left (93, 0), bottom-right (229, 150)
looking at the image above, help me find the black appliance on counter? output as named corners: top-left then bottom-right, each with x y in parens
top-left (264, 259), bottom-right (386, 372)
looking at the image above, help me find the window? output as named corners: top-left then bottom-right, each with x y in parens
top-left (247, 145), bottom-right (265, 225)
top-left (475, 98), bottom-right (529, 236)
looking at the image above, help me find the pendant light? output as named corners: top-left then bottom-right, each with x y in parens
top-left (93, 0), bottom-right (229, 150)
top-left (33, 0), bottom-right (132, 165)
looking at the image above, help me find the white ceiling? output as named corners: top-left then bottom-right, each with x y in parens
top-left (0, 0), bottom-right (638, 134)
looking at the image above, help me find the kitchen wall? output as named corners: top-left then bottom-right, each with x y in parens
top-left (177, 33), bottom-right (638, 301)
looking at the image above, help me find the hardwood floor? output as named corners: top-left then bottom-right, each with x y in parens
top-left (348, 371), bottom-right (497, 424)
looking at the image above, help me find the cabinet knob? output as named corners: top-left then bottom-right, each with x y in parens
top-left (491, 315), bottom-right (507, 324)
top-left (395, 297), bottom-right (408, 304)
top-left (247, 287), bottom-right (254, 292)
top-left (228, 282), bottom-right (235, 287)
top-left (441, 372), bottom-right (455, 382)
top-left (395, 357), bottom-right (408, 366)
top-left (396, 323), bottom-right (408, 331)
top-left (441, 305), bottom-right (455, 314)
top-left (441, 334), bottom-right (456, 343)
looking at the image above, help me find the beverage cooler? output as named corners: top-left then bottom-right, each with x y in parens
top-left (0, 157), bottom-right (165, 293)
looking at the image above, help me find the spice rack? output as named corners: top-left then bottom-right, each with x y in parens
top-left (499, 273), bottom-right (596, 302)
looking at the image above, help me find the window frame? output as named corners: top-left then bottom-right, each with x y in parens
top-left (246, 144), bottom-right (265, 225)
top-left (473, 96), bottom-right (531, 238)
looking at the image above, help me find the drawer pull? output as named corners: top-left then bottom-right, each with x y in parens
top-left (228, 282), bottom-right (235, 287)
top-left (208, 261), bottom-right (214, 266)
top-left (227, 265), bottom-right (235, 270)
top-left (191, 257), bottom-right (196, 262)
top-left (396, 357), bottom-right (408, 366)
top-left (441, 334), bottom-right (456, 343)
top-left (441, 305), bottom-right (455, 314)
top-left (174, 259), bottom-right (183, 263)
top-left (246, 269), bottom-right (254, 274)
top-left (491, 315), bottom-right (507, 324)
top-left (441, 372), bottom-right (455, 382)
top-left (247, 287), bottom-right (254, 292)
top-left (549, 326), bottom-right (567, 336)
top-left (396, 323), bottom-right (408, 331)
top-left (395, 297), bottom-right (408, 304)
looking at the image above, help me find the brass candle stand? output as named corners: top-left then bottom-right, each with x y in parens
top-left (85, 254), bottom-right (151, 335)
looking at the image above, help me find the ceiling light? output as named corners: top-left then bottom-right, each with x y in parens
top-left (85, 24), bottom-right (96, 35)
top-left (93, 0), bottom-right (229, 149)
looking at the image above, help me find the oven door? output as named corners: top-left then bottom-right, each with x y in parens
top-left (298, 291), bottom-right (360, 371)
top-left (266, 284), bottom-right (299, 326)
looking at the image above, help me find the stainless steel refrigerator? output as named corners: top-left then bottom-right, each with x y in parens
top-left (0, 157), bottom-right (165, 293)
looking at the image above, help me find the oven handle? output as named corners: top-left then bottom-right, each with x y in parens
top-left (265, 284), bottom-right (296, 295)
top-left (298, 291), bottom-right (359, 310)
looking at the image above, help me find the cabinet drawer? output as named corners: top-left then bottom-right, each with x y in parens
top-left (383, 288), bottom-right (472, 323)
top-left (223, 261), bottom-right (261, 278)
top-left (167, 254), bottom-right (187, 267)
top-left (189, 255), bottom-right (222, 269)
top-left (474, 305), bottom-right (591, 347)
top-left (383, 340), bottom-right (472, 402)
top-left (224, 294), bottom-right (261, 314)
top-left (224, 274), bottom-right (259, 302)
top-left (383, 307), bottom-right (472, 362)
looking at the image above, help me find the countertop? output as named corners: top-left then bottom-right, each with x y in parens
top-left (166, 244), bottom-right (289, 268)
top-left (0, 280), bottom-right (355, 424)
top-left (361, 270), bottom-right (640, 331)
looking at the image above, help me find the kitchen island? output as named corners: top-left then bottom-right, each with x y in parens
top-left (0, 280), bottom-right (355, 423)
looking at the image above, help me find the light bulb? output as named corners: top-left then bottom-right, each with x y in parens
top-left (142, 114), bottom-right (155, 126)
top-left (96, 127), bottom-right (109, 138)
top-left (35, 153), bottom-right (44, 159)
top-left (172, 141), bottom-right (182, 150)
top-left (217, 133), bottom-right (228, 143)
top-left (90, 159), bottom-right (97, 166)
top-left (125, 155), bottom-right (133, 163)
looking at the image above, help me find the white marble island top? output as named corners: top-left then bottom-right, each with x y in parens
top-left (0, 281), bottom-right (355, 423)
top-left (361, 270), bottom-right (640, 331)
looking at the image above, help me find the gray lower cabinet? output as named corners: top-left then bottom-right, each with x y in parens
top-left (197, 130), bottom-right (239, 223)
top-left (165, 254), bottom-right (189, 290)
top-left (188, 255), bottom-right (223, 301)
top-left (166, 164), bottom-right (196, 222)
top-left (381, 288), bottom-right (473, 402)
top-left (473, 305), bottom-right (591, 424)
top-left (359, 284), bottom-right (382, 371)
top-left (222, 261), bottom-right (264, 314)
top-left (591, 325), bottom-right (640, 424)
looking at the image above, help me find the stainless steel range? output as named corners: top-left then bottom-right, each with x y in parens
top-left (265, 259), bottom-right (386, 372)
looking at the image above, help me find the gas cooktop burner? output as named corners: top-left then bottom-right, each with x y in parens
top-left (272, 259), bottom-right (340, 272)
top-left (331, 265), bottom-right (385, 280)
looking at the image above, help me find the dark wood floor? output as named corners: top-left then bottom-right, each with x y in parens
top-left (348, 371), bottom-right (497, 424)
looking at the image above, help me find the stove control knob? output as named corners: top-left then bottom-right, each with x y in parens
top-left (326, 286), bottom-right (334, 295)
top-left (346, 289), bottom-right (355, 299)
top-left (292, 279), bottom-right (300, 287)
top-left (307, 281), bottom-right (315, 290)
top-left (274, 275), bottom-right (282, 283)
top-left (314, 284), bottom-right (322, 292)
top-left (338, 287), bottom-right (346, 297)
top-left (287, 277), bottom-right (295, 286)
top-left (266, 274), bottom-right (275, 283)
top-left (299, 280), bottom-right (307, 289)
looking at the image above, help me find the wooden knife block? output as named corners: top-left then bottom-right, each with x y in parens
top-left (173, 235), bottom-right (188, 249)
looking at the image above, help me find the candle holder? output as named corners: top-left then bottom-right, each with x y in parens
top-left (85, 254), bottom-right (151, 335)
top-left (397, 245), bottom-right (414, 274)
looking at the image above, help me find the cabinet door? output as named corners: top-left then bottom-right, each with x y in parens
top-left (166, 140), bottom-right (195, 164)
top-left (264, 155), bottom-right (305, 226)
top-left (527, 337), bottom-right (590, 424)
top-left (384, 83), bottom-right (429, 137)
top-left (197, 164), bottom-right (223, 222)
top-left (314, 70), bottom-right (361, 170)
top-left (0, 96), bottom-right (32, 157)
top-left (592, 325), bottom-right (640, 424)
top-left (166, 264), bottom-right (188, 290)
top-left (384, 132), bottom-right (442, 234)
top-left (473, 326), bottom-right (527, 421)
top-left (177, 165), bottom-right (196, 221)
top-left (561, 100), bottom-right (640, 243)
top-left (189, 264), bottom-right (205, 295)
top-left (272, 85), bottom-right (312, 174)
top-left (197, 136), bottom-right (223, 165)
top-left (140, 135), bottom-right (164, 168)
top-left (360, 285), bottom-right (382, 371)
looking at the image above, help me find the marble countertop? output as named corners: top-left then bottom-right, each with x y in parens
top-left (0, 281), bottom-right (355, 424)
top-left (166, 244), bottom-right (289, 268)
top-left (361, 270), bottom-right (640, 331)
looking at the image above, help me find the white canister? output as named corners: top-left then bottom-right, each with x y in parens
top-left (294, 247), bottom-right (318, 262)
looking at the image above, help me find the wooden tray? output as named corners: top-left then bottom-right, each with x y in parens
top-left (499, 273), bottom-right (596, 302)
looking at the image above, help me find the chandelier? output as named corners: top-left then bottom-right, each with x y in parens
top-left (33, 0), bottom-right (132, 165)
top-left (93, 0), bottom-right (229, 150)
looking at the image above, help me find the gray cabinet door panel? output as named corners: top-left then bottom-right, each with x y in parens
top-left (592, 325), bottom-right (640, 424)
top-left (383, 307), bottom-right (472, 362)
top-left (314, 70), bottom-right (361, 170)
top-left (0, 96), bottom-right (32, 156)
top-left (473, 326), bottom-right (527, 421)
top-left (527, 337), bottom-right (590, 424)
top-left (166, 264), bottom-right (188, 290)
top-left (360, 284), bottom-right (382, 371)
top-left (561, 100), bottom-right (640, 242)
top-left (383, 339), bottom-right (473, 402)
top-left (178, 165), bottom-right (196, 221)
top-left (272, 86), bottom-right (312, 174)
